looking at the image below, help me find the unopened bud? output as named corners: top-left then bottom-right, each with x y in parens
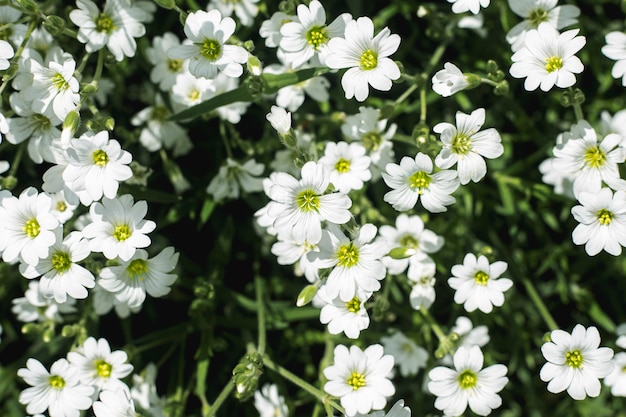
top-left (494, 80), bottom-right (509, 96)
top-left (154, 0), bottom-right (176, 9)
top-left (43, 15), bottom-right (66, 36)
top-left (388, 247), bottom-right (416, 259)
top-left (247, 55), bottom-right (263, 76)
top-left (296, 284), bottom-right (318, 307)
top-left (15, 0), bottom-right (38, 12)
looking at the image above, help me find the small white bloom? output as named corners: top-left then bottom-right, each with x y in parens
top-left (447, 0), bottom-right (490, 14)
top-left (316, 285), bottom-right (372, 339)
top-left (382, 153), bottom-right (459, 213)
top-left (93, 387), bottom-right (137, 417)
top-left (604, 352), bottom-right (626, 397)
top-left (11, 280), bottom-right (77, 323)
top-left (326, 16), bottom-right (401, 102)
top-left (434, 108), bottom-right (504, 185)
top-left (259, 11), bottom-right (296, 48)
top-left (145, 32), bottom-right (188, 91)
top-left (206, 158), bottom-right (265, 202)
top-left (538, 156), bottom-right (576, 199)
top-left (254, 383), bottom-right (288, 417)
top-left (407, 258), bottom-right (437, 310)
top-left (509, 22), bottom-right (586, 91)
top-left (0, 39), bottom-right (14, 70)
top-left (448, 253), bottom-right (513, 313)
top-left (82, 194), bottom-right (156, 261)
top-left (380, 330), bottom-right (428, 377)
top-left (571, 188), bottom-right (626, 256)
top-left (207, 0), bottom-right (259, 27)
top-left (171, 71), bottom-right (215, 107)
top-left (602, 31), bottom-right (626, 87)
top-left (270, 231), bottom-right (319, 283)
top-left (318, 141), bottom-right (372, 194)
top-left (168, 9), bottom-right (248, 79)
top-left (266, 105), bottom-right (292, 136)
top-left (428, 345), bottom-right (508, 416)
top-left (432, 62), bottom-right (470, 97)
top-left (540, 324), bottom-right (614, 400)
top-left (130, 363), bottom-right (167, 416)
top-left (324, 344), bottom-right (395, 416)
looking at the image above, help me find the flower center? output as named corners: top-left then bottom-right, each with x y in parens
top-left (95, 12), bottom-right (116, 34)
top-left (167, 58), bottom-right (183, 73)
top-left (451, 133), bottom-right (472, 155)
top-left (49, 375), bottom-right (66, 389)
top-left (51, 251), bottom-right (72, 273)
top-left (23, 218), bottom-right (40, 238)
top-left (583, 145), bottom-right (606, 168)
top-left (359, 49), bottom-right (378, 70)
top-left (127, 259), bottom-right (148, 279)
top-left (201, 38), bottom-right (222, 61)
top-left (334, 158), bottom-right (351, 173)
top-left (400, 234), bottom-right (419, 250)
top-left (458, 369), bottom-right (477, 389)
top-left (33, 113), bottom-right (52, 130)
top-left (188, 89), bottom-right (201, 102)
top-left (347, 371), bottom-right (366, 390)
top-left (565, 349), bottom-right (583, 368)
top-left (152, 105), bottom-right (170, 122)
top-left (528, 8), bottom-right (549, 27)
top-left (545, 56), bottom-right (563, 73)
top-left (474, 270), bottom-right (490, 285)
top-left (296, 189), bottom-right (321, 212)
top-left (92, 149), bottom-right (109, 167)
top-left (336, 242), bottom-right (359, 267)
top-left (596, 208), bottom-right (614, 225)
top-left (305, 25), bottom-right (328, 50)
top-left (94, 359), bottom-right (112, 378)
top-left (113, 224), bottom-right (132, 241)
top-left (362, 131), bottom-right (382, 151)
top-left (345, 296), bottom-right (361, 313)
top-left (402, 342), bottom-right (414, 352)
top-left (408, 171), bottom-right (431, 194)
top-left (56, 201), bottom-right (67, 212)
top-left (51, 73), bottom-right (69, 91)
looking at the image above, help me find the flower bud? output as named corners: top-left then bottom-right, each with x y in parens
top-left (154, 0), bottom-right (176, 9)
top-left (388, 247), bottom-right (416, 259)
top-left (247, 55), bottom-right (263, 76)
top-left (296, 284), bottom-right (318, 307)
top-left (43, 15), bottom-right (66, 36)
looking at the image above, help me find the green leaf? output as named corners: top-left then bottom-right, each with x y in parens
top-left (262, 66), bottom-right (328, 94)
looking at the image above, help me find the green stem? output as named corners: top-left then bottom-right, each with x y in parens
top-left (393, 82), bottom-right (418, 107)
top-left (480, 77), bottom-right (498, 87)
top-left (8, 142), bottom-right (25, 178)
top-left (521, 276), bottom-right (559, 332)
top-left (419, 83), bottom-right (427, 124)
top-left (419, 307), bottom-right (446, 342)
top-left (263, 354), bottom-right (345, 415)
top-left (568, 87), bottom-right (584, 121)
top-left (206, 378), bottom-right (234, 417)
top-left (255, 273), bottom-right (267, 356)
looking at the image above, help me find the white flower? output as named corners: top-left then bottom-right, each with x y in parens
top-left (380, 330), bottom-right (428, 377)
top-left (171, 71), bottom-right (215, 107)
top-left (62, 130), bottom-right (133, 206)
top-left (432, 62), bottom-right (470, 97)
top-left (318, 141), bottom-right (372, 194)
top-left (67, 337), bottom-right (134, 392)
top-left (145, 32), bottom-right (188, 91)
top-left (265, 161), bottom-right (352, 245)
top-left (266, 105), bottom-right (292, 136)
top-left (81, 194), bottom-right (156, 261)
top-left (206, 158), bottom-right (265, 202)
top-left (506, 0), bottom-right (580, 52)
top-left (452, 316), bottom-right (490, 349)
top-left (254, 383), bottom-right (288, 417)
top-left (18, 358), bottom-right (95, 417)
top-left (130, 363), bottom-right (167, 416)
top-left (540, 324), bottom-right (614, 400)
top-left (19, 230), bottom-right (95, 303)
top-left (0, 39), bottom-right (14, 70)
top-left (259, 11), bottom-right (296, 48)
top-left (93, 387), bottom-right (137, 417)
top-left (316, 285), bottom-right (372, 339)
top-left (207, 0), bottom-right (259, 27)
top-left (323, 344), bottom-right (395, 416)
top-left (571, 188), bottom-right (626, 256)
top-left (0, 187), bottom-right (59, 265)
top-left (538, 156), bottom-right (576, 199)
top-left (325, 16), bottom-right (400, 102)
top-left (168, 9), bottom-right (248, 79)
top-left (434, 108), bottom-right (504, 185)
top-left (382, 153), bottom-right (459, 213)
top-left (428, 345), bottom-right (508, 416)
top-left (509, 22), bottom-right (586, 91)
top-left (448, 253), bottom-right (513, 313)
top-left (98, 246), bottom-right (179, 308)
top-left (551, 120), bottom-right (626, 198)
top-left (309, 223), bottom-right (388, 302)
top-left (604, 352), bottom-right (626, 397)
top-left (407, 258), bottom-right (437, 310)
top-left (270, 230), bottom-right (319, 283)
top-left (602, 31), bottom-right (626, 87)
top-left (447, 0), bottom-right (490, 14)
top-left (11, 280), bottom-right (77, 323)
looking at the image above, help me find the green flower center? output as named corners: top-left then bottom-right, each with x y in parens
top-left (597, 209), bottom-right (614, 225)
top-left (152, 105), bottom-right (170, 122)
top-left (127, 259), bottom-right (148, 279)
top-left (337, 242), bottom-right (359, 267)
top-left (359, 49), bottom-right (378, 70)
top-left (33, 113), bottom-right (52, 130)
top-left (51, 73), bottom-right (69, 91)
top-left (402, 342), bottom-right (414, 352)
top-left (451, 133), bottom-right (472, 155)
top-left (400, 234), bottom-right (419, 250)
top-left (167, 58), bottom-right (183, 73)
top-left (113, 224), bottom-right (132, 242)
top-left (0, 25), bottom-right (13, 41)
top-left (458, 369), bottom-right (477, 389)
top-left (201, 38), bottom-right (222, 61)
top-left (345, 296), bottom-right (361, 313)
top-left (56, 201), bottom-right (67, 212)
top-left (95, 13), bottom-right (116, 34)
top-left (296, 189), bottom-right (321, 212)
top-left (94, 359), bottom-right (112, 378)
top-left (347, 371), bottom-right (366, 390)
top-left (362, 131), bottom-right (382, 151)
top-left (545, 56), bottom-right (563, 73)
top-left (49, 375), bottom-right (66, 389)
top-left (51, 251), bottom-right (72, 273)
top-left (583, 145), bottom-right (606, 168)
top-left (188, 89), bottom-right (201, 102)
top-left (408, 171), bottom-right (431, 194)
top-left (92, 149), bottom-right (109, 167)
top-left (23, 218), bottom-right (40, 238)
top-left (305, 25), bottom-right (328, 50)
top-left (528, 8), bottom-right (549, 27)
top-left (565, 349), bottom-right (583, 368)
top-left (474, 270), bottom-right (490, 285)
top-left (335, 158), bottom-right (351, 173)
